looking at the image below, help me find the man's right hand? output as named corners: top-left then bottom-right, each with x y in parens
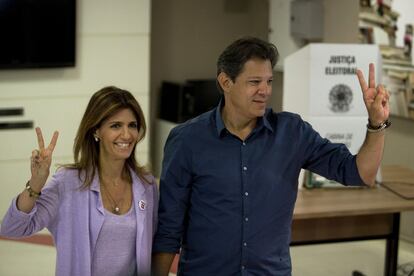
top-left (152, 252), bottom-right (176, 276)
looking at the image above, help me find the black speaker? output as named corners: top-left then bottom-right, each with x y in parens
top-left (159, 81), bottom-right (195, 123)
top-left (159, 79), bottom-right (221, 123)
top-left (186, 79), bottom-right (221, 117)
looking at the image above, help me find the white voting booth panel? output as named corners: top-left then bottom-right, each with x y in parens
top-left (284, 43), bottom-right (381, 118)
top-left (283, 43), bottom-right (381, 188)
top-left (308, 117), bottom-right (367, 155)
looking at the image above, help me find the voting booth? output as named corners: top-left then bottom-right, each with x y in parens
top-left (283, 43), bottom-right (382, 187)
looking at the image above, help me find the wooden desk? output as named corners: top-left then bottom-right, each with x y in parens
top-left (292, 166), bottom-right (414, 276)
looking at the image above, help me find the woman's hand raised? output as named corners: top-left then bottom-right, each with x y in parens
top-left (30, 127), bottom-right (59, 189)
top-left (17, 127), bottom-right (59, 212)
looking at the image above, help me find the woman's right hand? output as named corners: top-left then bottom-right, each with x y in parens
top-left (17, 127), bottom-right (59, 212)
top-left (29, 127), bottom-right (59, 190)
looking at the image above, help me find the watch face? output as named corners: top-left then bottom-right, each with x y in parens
top-left (329, 84), bottom-right (353, 113)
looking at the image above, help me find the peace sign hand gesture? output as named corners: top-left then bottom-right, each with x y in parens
top-left (356, 63), bottom-right (390, 127)
top-left (30, 127), bottom-right (59, 189)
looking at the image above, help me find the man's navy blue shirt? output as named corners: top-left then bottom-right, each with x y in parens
top-left (153, 105), bottom-right (364, 276)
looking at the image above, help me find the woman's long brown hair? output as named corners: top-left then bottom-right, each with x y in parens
top-left (62, 86), bottom-right (150, 188)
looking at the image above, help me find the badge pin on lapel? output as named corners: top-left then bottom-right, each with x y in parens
top-left (139, 200), bottom-right (146, 210)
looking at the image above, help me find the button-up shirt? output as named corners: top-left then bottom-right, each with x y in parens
top-left (153, 104), bottom-right (363, 276)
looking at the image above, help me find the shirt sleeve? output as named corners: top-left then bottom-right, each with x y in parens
top-left (299, 119), bottom-right (364, 186)
top-left (152, 126), bottom-right (193, 254)
top-left (0, 171), bottom-right (62, 238)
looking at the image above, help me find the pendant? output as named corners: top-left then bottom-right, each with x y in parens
top-left (114, 206), bottom-right (120, 214)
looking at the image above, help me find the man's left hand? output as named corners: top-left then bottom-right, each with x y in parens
top-left (356, 63), bottom-right (390, 126)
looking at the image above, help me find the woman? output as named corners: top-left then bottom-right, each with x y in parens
top-left (0, 86), bottom-right (158, 276)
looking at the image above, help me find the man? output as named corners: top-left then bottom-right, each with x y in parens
top-left (152, 37), bottom-right (389, 275)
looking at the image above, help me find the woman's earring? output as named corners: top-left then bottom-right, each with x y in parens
top-left (94, 135), bottom-right (99, 142)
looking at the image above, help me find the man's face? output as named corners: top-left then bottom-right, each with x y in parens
top-left (223, 58), bottom-right (273, 120)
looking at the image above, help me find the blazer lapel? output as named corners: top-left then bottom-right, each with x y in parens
top-left (89, 174), bottom-right (105, 257)
top-left (131, 170), bottom-right (149, 270)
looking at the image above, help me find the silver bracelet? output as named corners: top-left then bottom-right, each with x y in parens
top-left (366, 119), bottom-right (391, 133)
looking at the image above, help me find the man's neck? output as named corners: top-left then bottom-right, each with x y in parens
top-left (221, 107), bottom-right (257, 141)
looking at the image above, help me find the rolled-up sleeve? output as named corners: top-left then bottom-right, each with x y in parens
top-left (152, 126), bottom-right (193, 253)
top-left (300, 119), bottom-right (364, 186)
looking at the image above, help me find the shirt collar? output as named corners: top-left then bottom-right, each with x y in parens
top-left (90, 172), bottom-right (100, 192)
top-left (262, 110), bottom-right (274, 132)
top-left (214, 98), bottom-right (274, 137)
top-left (214, 98), bottom-right (227, 136)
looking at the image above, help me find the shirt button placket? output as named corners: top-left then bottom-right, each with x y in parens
top-left (241, 140), bottom-right (249, 274)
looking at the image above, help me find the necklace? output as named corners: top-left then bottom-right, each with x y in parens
top-left (101, 181), bottom-right (127, 214)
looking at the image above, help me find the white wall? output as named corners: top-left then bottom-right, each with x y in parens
top-left (269, 0), bottom-right (359, 69)
top-left (269, 0), bottom-right (303, 69)
top-left (0, 0), bottom-right (151, 219)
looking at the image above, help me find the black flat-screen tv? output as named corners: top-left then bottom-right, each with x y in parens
top-left (0, 0), bottom-right (76, 69)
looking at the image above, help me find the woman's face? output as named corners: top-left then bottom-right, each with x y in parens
top-left (95, 108), bottom-right (139, 162)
